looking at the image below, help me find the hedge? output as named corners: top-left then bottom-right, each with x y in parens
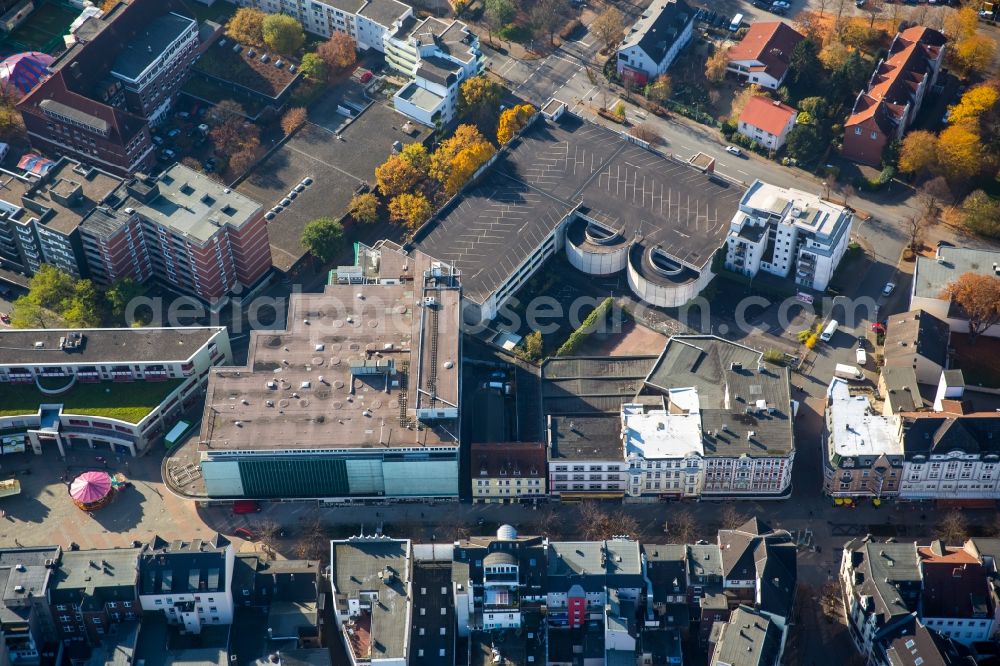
top-left (556, 297), bottom-right (614, 356)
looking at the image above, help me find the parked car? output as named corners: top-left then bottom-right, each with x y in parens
top-left (0, 313), bottom-right (9, 324)
top-left (167, 128), bottom-right (181, 138)
top-left (772, 1), bottom-right (791, 8)
top-left (233, 527), bottom-right (256, 540)
top-left (725, 145), bottom-right (742, 156)
top-left (280, 197), bottom-right (292, 206)
top-left (882, 282), bottom-right (896, 297)
top-left (160, 148), bottom-right (176, 160)
top-left (233, 500), bottom-right (262, 514)
top-left (871, 321), bottom-right (886, 335)
top-left (856, 347), bottom-right (868, 366)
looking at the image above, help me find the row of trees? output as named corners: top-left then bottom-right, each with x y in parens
top-left (226, 8), bottom-right (305, 56)
top-left (9, 265), bottom-right (144, 329)
top-left (228, 8), bottom-right (358, 78)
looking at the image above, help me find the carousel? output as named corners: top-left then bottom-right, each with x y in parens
top-left (69, 470), bottom-right (129, 511)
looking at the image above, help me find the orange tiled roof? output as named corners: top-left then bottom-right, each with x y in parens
top-left (727, 21), bottom-right (805, 82)
top-left (739, 96), bottom-right (797, 136)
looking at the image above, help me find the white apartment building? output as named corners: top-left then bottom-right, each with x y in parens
top-left (232, 0), bottom-right (412, 51)
top-left (547, 415), bottom-right (630, 499)
top-left (390, 17), bottom-right (484, 126)
top-left (616, 0), bottom-right (695, 84)
top-left (622, 399), bottom-right (705, 499)
top-left (898, 414), bottom-right (1000, 499)
top-left (725, 179), bottom-right (853, 291)
top-left (138, 535), bottom-right (235, 633)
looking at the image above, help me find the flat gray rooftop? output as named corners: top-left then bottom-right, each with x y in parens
top-left (412, 114), bottom-right (743, 306)
top-left (112, 12), bottom-right (195, 81)
top-left (541, 356), bottom-right (657, 414)
top-left (913, 246), bottom-right (1000, 300)
top-left (0, 327), bottom-right (222, 367)
top-left (548, 414), bottom-right (624, 461)
top-left (200, 251), bottom-right (460, 452)
top-left (141, 164), bottom-right (263, 244)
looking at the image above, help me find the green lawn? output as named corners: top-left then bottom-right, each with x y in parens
top-left (0, 379), bottom-right (184, 424)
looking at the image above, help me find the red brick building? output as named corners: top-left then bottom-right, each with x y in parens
top-left (16, 0), bottom-right (201, 176)
top-left (79, 164), bottom-right (272, 304)
top-left (842, 26), bottom-right (946, 167)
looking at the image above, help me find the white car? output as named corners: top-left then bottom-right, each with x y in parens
top-left (725, 145), bottom-right (742, 156)
top-left (856, 347), bottom-right (867, 366)
top-left (882, 282), bottom-right (896, 297)
top-left (772, 1), bottom-right (790, 8)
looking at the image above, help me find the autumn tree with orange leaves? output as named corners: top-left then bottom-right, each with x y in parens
top-left (944, 272), bottom-right (1000, 343)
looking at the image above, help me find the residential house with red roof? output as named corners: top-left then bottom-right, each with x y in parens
top-left (737, 96), bottom-right (798, 150)
top-left (842, 26), bottom-right (947, 167)
top-left (17, 0), bottom-right (203, 176)
top-left (726, 21), bottom-right (805, 90)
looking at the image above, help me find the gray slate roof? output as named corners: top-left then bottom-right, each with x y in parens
top-left (645, 336), bottom-right (794, 457)
top-left (620, 0), bottom-right (695, 66)
top-left (710, 606), bottom-right (783, 666)
top-left (844, 539), bottom-right (922, 630)
top-left (883, 310), bottom-right (950, 373)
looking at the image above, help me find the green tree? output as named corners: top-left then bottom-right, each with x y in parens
top-left (517, 330), bottom-right (543, 362)
top-left (301, 217), bottom-right (345, 263)
top-left (299, 52), bottom-right (328, 80)
top-left (262, 14), bottom-right (305, 56)
top-left (105, 278), bottom-right (146, 322)
top-left (789, 37), bottom-right (822, 87)
top-left (483, 0), bottom-right (515, 42)
top-left (954, 190), bottom-right (1000, 238)
top-left (10, 299), bottom-right (65, 329)
top-left (799, 96), bottom-right (830, 120)
top-left (785, 124), bottom-right (824, 162)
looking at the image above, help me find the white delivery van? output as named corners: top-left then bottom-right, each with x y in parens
top-left (820, 319), bottom-right (839, 342)
top-left (835, 364), bottom-right (863, 381)
top-left (856, 347), bottom-right (867, 366)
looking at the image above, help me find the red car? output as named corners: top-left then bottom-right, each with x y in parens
top-left (0, 313), bottom-right (9, 324)
top-left (233, 527), bottom-right (256, 541)
top-left (232, 500), bottom-right (262, 514)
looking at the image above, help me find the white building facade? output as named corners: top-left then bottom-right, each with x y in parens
top-left (724, 180), bottom-right (853, 291)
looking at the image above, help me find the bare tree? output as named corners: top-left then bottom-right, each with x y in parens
top-left (720, 504), bottom-right (749, 530)
top-left (665, 509), bottom-right (697, 543)
top-left (295, 513), bottom-right (330, 562)
top-left (936, 510), bottom-right (969, 544)
top-left (864, 0), bottom-right (885, 27)
top-left (820, 581), bottom-right (844, 623)
top-left (905, 215), bottom-right (925, 253)
top-left (578, 502), bottom-right (640, 541)
top-left (834, 0), bottom-right (851, 28)
top-left (628, 123), bottom-right (660, 145)
top-left (815, 0), bottom-right (831, 17)
top-left (534, 507), bottom-right (566, 540)
top-left (256, 519), bottom-right (283, 559)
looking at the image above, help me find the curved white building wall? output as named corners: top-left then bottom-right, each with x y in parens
top-left (627, 262), bottom-right (715, 308)
top-left (565, 240), bottom-right (629, 275)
